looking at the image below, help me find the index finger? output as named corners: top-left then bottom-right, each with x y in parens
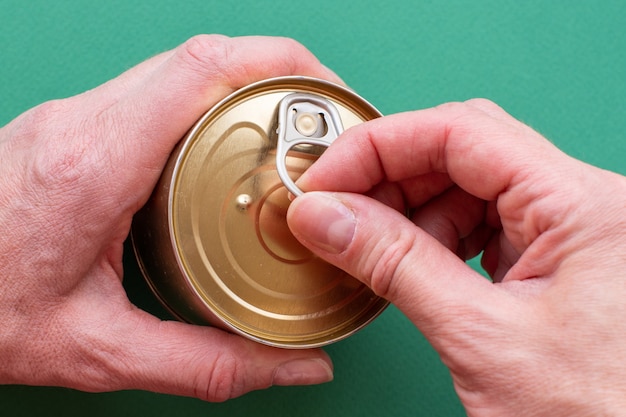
top-left (297, 99), bottom-right (565, 203)
top-left (5, 35), bottom-right (343, 215)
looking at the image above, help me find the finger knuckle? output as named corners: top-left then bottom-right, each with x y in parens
top-left (175, 34), bottom-right (234, 79)
top-left (26, 99), bottom-right (71, 123)
top-left (30, 130), bottom-right (90, 193)
top-left (432, 100), bottom-right (467, 114)
top-left (8, 99), bottom-right (70, 144)
top-left (271, 37), bottom-right (316, 73)
top-left (368, 230), bottom-right (415, 300)
top-left (433, 100), bottom-right (491, 119)
top-left (273, 36), bottom-right (309, 56)
top-left (200, 352), bottom-right (244, 402)
top-left (464, 97), bottom-right (500, 110)
top-left (9, 100), bottom-right (92, 193)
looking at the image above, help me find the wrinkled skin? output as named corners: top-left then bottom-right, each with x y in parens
top-left (0, 35), bottom-right (340, 401)
top-left (287, 100), bottom-right (626, 416)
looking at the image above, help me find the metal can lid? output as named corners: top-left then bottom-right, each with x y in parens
top-left (140, 76), bottom-right (388, 348)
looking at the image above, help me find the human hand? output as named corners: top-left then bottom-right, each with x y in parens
top-left (0, 35), bottom-right (341, 401)
top-left (286, 99), bottom-right (626, 416)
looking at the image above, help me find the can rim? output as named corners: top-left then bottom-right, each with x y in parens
top-left (158, 76), bottom-right (387, 348)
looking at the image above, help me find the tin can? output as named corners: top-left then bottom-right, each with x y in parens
top-left (131, 76), bottom-right (388, 348)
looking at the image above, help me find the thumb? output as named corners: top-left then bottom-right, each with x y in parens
top-left (97, 311), bottom-right (333, 402)
top-left (287, 192), bottom-right (505, 331)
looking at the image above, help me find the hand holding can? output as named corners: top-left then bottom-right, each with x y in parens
top-left (287, 100), bottom-right (626, 416)
top-left (0, 35), bottom-right (339, 401)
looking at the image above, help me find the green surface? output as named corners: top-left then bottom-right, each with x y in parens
top-left (2, 1), bottom-right (625, 416)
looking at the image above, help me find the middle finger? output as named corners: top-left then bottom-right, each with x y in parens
top-left (411, 186), bottom-right (488, 257)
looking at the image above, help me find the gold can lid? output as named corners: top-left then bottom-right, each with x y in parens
top-left (166, 77), bottom-right (387, 348)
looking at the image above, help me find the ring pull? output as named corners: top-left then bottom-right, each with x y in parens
top-left (276, 93), bottom-right (344, 197)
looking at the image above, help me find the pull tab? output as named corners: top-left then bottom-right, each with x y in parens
top-left (276, 93), bottom-right (344, 197)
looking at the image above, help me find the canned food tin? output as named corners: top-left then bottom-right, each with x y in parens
top-left (131, 76), bottom-right (388, 348)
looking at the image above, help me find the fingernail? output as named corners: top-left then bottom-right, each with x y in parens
top-left (290, 193), bottom-right (356, 254)
top-left (273, 358), bottom-right (334, 386)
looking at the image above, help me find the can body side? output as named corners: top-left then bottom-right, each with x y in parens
top-left (131, 139), bottom-right (222, 328)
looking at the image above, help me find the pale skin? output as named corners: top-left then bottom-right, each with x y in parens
top-left (0, 35), bottom-right (341, 401)
top-left (3, 34), bottom-right (625, 415)
top-left (287, 100), bottom-right (626, 416)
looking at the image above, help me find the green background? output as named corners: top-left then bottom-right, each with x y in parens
top-left (1, 1), bottom-right (625, 416)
